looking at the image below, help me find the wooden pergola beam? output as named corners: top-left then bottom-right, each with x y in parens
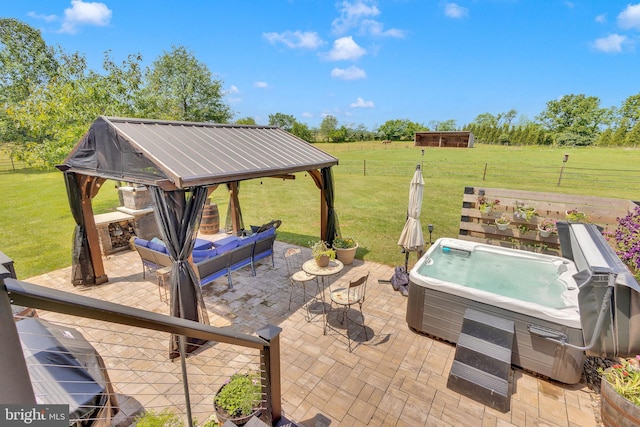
top-left (78, 175), bottom-right (108, 285)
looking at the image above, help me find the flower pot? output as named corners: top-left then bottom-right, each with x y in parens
top-left (214, 377), bottom-right (261, 426)
top-left (601, 375), bottom-right (640, 427)
top-left (495, 221), bottom-right (509, 231)
top-left (333, 244), bottom-right (358, 265)
top-left (538, 228), bottom-right (552, 238)
top-left (315, 254), bottom-right (330, 267)
top-left (480, 207), bottom-right (492, 215)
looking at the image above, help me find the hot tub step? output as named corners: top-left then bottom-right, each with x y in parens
top-left (448, 360), bottom-right (511, 413)
top-left (447, 308), bottom-right (515, 412)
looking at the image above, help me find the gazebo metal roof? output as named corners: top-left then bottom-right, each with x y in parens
top-left (59, 116), bottom-right (339, 189)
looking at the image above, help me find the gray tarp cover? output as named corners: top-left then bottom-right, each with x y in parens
top-left (17, 318), bottom-right (117, 424)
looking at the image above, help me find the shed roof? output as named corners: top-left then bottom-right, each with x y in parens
top-left (58, 116), bottom-right (339, 189)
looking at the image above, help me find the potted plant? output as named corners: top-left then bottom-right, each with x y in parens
top-left (565, 208), bottom-right (587, 223)
top-left (514, 201), bottom-right (538, 221)
top-left (310, 240), bottom-right (336, 267)
top-left (495, 214), bottom-right (510, 231)
top-left (599, 356), bottom-right (640, 426)
top-left (135, 409), bottom-right (184, 427)
top-left (214, 372), bottom-right (262, 426)
top-left (537, 218), bottom-right (557, 237)
top-left (332, 237), bottom-right (358, 265)
top-left (478, 196), bottom-right (500, 214)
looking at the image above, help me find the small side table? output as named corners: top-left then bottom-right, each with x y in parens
top-left (156, 266), bottom-right (172, 303)
top-left (302, 259), bottom-right (344, 333)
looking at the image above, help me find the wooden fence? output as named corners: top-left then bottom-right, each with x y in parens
top-left (459, 186), bottom-right (638, 255)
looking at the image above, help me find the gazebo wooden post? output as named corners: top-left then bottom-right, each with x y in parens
top-left (228, 181), bottom-right (241, 235)
top-left (307, 170), bottom-right (328, 240)
top-left (78, 175), bottom-right (108, 285)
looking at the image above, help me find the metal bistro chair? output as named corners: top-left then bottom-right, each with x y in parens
top-left (284, 248), bottom-right (317, 318)
top-left (329, 272), bottom-right (370, 352)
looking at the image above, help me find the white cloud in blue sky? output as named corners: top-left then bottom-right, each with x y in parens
top-left (322, 36), bottom-right (366, 61)
top-left (254, 82), bottom-right (269, 89)
top-left (444, 3), bottom-right (469, 19)
top-left (262, 31), bottom-right (324, 49)
top-left (331, 66), bottom-right (366, 80)
top-left (350, 97), bottom-right (374, 108)
top-left (59, 0), bottom-right (111, 34)
top-left (332, 0), bottom-right (380, 35)
top-left (618, 3), bottom-right (640, 30)
top-left (592, 34), bottom-right (627, 53)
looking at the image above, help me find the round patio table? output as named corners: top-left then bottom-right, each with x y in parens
top-left (302, 259), bottom-right (344, 333)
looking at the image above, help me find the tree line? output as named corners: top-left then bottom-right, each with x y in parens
top-left (2, 19), bottom-right (639, 168)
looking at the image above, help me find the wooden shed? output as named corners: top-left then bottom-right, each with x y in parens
top-left (415, 131), bottom-right (474, 148)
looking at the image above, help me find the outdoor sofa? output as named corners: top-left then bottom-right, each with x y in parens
top-left (133, 226), bottom-right (276, 289)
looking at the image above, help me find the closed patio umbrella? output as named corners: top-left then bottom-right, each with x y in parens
top-left (398, 165), bottom-right (425, 272)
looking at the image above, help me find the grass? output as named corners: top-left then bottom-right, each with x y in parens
top-left (1, 143), bottom-right (639, 279)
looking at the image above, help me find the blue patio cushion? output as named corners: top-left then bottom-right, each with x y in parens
top-left (240, 233), bottom-right (259, 246)
top-left (215, 239), bottom-right (239, 255)
top-left (192, 249), bottom-right (217, 264)
top-left (257, 226), bottom-right (276, 239)
top-left (134, 237), bottom-right (149, 248)
top-left (148, 240), bottom-right (168, 254)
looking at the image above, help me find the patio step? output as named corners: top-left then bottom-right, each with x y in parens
top-left (447, 308), bottom-right (514, 413)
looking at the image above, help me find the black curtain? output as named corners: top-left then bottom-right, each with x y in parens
top-left (150, 186), bottom-right (210, 358)
top-left (63, 172), bottom-right (95, 286)
top-left (321, 167), bottom-right (340, 246)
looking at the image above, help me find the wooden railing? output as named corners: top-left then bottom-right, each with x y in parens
top-left (459, 186), bottom-right (638, 255)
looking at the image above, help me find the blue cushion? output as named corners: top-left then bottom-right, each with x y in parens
top-left (192, 249), bottom-right (217, 263)
top-left (134, 237), bottom-right (149, 248)
top-left (215, 240), bottom-right (239, 255)
top-left (212, 236), bottom-right (241, 248)
top-left (258, 226), bottom-right (276, 239)
top-left (240, 234), bottom-right (259, 246)
top-left (148, 240), bottom-right (167, 254)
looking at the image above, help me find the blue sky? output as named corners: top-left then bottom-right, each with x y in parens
top-left (3, 1), bottom-right (640, 129)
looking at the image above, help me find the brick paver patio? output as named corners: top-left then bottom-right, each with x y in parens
top-left (21, 235), bottom-right (600, 427)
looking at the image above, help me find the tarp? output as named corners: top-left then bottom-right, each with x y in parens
top-left (17, 318), bottom-right (118, 425)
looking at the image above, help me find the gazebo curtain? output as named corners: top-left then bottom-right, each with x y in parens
top-left (149, 186), bottom-right (210, 357)
top-left (321, 167), bottom-right (340, 246)
top-left (63, 172), bottom-right (95, 285)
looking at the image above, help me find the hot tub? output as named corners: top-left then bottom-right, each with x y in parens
top-left (406, 238), bottom-right (585, 384)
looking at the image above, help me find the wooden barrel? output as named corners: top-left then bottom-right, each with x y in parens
top-left (601, 374), bottom-right (640, 427)
top-left (200, 203), bottom-right (219, 234)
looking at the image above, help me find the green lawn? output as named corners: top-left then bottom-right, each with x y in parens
top-left (1, 144), bottom-right (638, 279)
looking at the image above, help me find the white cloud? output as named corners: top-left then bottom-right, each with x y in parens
top-left (360, 19), bottom-right (406, 38)
top-left (322, 36), bottom-right (366, 61)
top-left (331, 66), bottom-right (367, 80)
top-left (595, 14), bottom-right (607, 24)
top-left (444, 3), bottom-right (469, 19)
top-left (618, 3), bottom-right (640, 30)
top-left (254, 81), bottom-right (269, 88)
top-left (592, 34), bottom-right (627, 53)
top-left (59, 0), bottom-right (112, 34)
top-left (350, 97), bottom-right (374, 108)
top-left (302, 112), bottom-right (313, 118)
top-left (263, 31), bottom-right (324, 49)
top-left (27, 11), bottom-right (58, 23)
top-left (332, 0), bottom-right (380, 34)
top-left (228, 85), bottom-right (240, 94)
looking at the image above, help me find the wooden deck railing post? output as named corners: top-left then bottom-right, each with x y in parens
top-left (257, 324), bottom-right (282, 424)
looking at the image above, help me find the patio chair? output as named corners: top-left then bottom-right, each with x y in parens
top-left (329, 272), bottom-right (370, 352)
top-left (284, 248), bottom-right (316, 316)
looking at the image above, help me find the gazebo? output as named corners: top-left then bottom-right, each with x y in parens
top-left (57, 116), bottom-right (339, 333)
